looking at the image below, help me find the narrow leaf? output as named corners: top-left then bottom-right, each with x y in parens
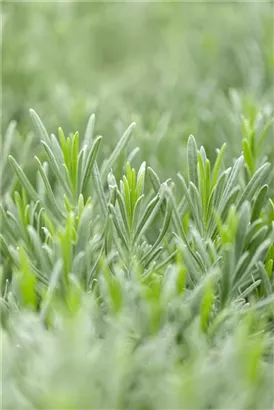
top-left (101, 122), bottom-right (136, 180)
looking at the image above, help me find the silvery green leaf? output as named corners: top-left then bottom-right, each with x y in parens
top-left (101, 122), bottom-right (136, 181)
top-left (29, 108), bottom-right (51, 146)
top-left (187, 135), bottom-right (198, 187)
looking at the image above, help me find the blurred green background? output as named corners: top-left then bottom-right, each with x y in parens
top-left (2, 1), bottom-right (274, 180)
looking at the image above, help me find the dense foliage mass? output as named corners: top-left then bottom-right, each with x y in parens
top-left (1, 2), bottom-right (274, 409)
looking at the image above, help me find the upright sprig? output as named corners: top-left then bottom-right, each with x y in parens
top-left (107, 162), bottom-right (172, 271)
top-left (241, 109), bottom-right (274, 177)
top-left (1, 121), bottom-right (35, 195)
top-left (175, 134), bottom-right (272, 241)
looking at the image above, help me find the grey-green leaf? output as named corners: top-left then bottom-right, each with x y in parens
top-left (187, 135), bottom-right (198, 187)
